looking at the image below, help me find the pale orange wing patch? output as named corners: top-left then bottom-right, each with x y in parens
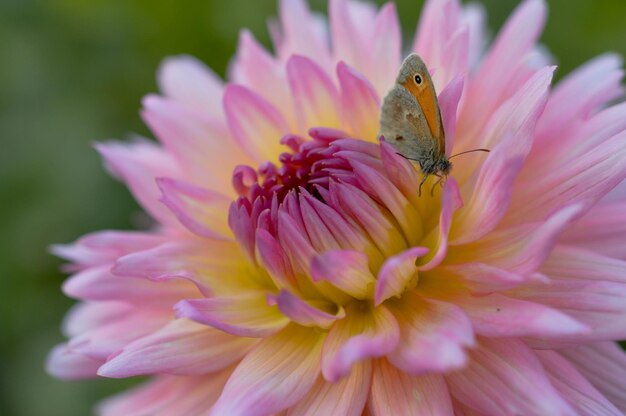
top-left (402, 78), bottom-right (446, 157)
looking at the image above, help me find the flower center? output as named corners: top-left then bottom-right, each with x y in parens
top-left (232, 132), bottom-right (356, 207)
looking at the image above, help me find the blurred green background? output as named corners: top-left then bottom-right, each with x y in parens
top-left (1, 0), bottom-right (625, 414)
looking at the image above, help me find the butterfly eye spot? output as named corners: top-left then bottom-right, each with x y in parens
top-left (414, 74), bottom-right (423, 85)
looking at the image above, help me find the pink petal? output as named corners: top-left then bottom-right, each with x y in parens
top-left (413, 0), bottom-right (465, 89)
top-left (379, 140), bottom-right (422, 207)
top-left (329, 182), bottom-right (407, 258)
top-left (112, 239), bottom-right (251, 297)
top-left (442, 262), bottom-right (528, 294)
top-left (300, 190), bottom-right (375, 258)
top-left (98, 372), bottom-right (230, 416)
top-left (419, 178), bottom-right (462, 271)
top-left (455, 293), bottom-right (588, 338)
top-left (369, 360), bottom-right (453, 416)
top-left (438, 75), bottom-right (464, 154)
top-left (457, 0), bottom-right (547, 146)
top-left (46, 343), bottom-right (102, 380)
top-left (537, 350), bottom-right (622, 415)
top-left (272, 290), bottom-right (345, 329)
top-left (62, 265), bottom-right (197, 307)
top-left (157, 55), bottom-right (224, 117)
top-left (231, 30), bottom-right (291, 120)
top-left (446, 337), bottom-right (575, 416)
top-left (374, 247), bottom-right (429, 305)
top-left (276, 209), bottom-right (318, 276)
top-left (561, 342), bottom-right (626, 412)
top-left (210, 325), bottom-right (324, 416)
top-left (223, 84), bottom-right (289, 163)
top-left (336, 62), bottom-right (380, 141)
top-left (351, 160), bottom-right (423, 246)
top-left (98, 319), bottom-right (255, 378)
top-left (387, 291), bottom-right (475, 375)
top-left (142, 95), bottom-right (249, 195)
top-left (287, 55), bottom-right (342, 133)
top-left (562, 201), bottom-right (626, 259)
top-left (289, 362), bottom-right (371, 416)
top-left (329, 0), bottom-right (377, 73)
top-left (175, 291), bottom-right (289, 338)
top-left (454, 65), bottom-right (553, 184)
top-left (511, 130), bottom-right (626, 223)
top-left (367, 3), bottom-right (401, 96)
top-left (310, 249), bottom-right (375, 299)
top-left (536, 53), bottom-right (624, 146)
top-left (275, 0), bottom-right (331, 68)
top-left (255, 228), bottom-right (298, 291)
top-left (95, 140), bottom-right (181, 226)
top-left (51, 230), bottom-right (164, 270)
top-left (61, 301), bottom-right (134, 338)
top-left (451, 146), bottom-right (524, 244)
top-left (468, 203), bottom-right (585, 276)
top-left (157, 178), bottom-right (232, 239)
top-left (322, 304), bottom-right (399, 382)
top-left (543, 245), bottom-right (626, 284)
top-left (462, 2), bottom-right (487, 69)
top-left (298, 194), bottom-right (342, 253)
top-left (513, 246), bottom-right (626, 342)
top-left (67, 308), bottom-right (171, 360)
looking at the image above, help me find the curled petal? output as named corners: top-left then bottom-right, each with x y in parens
top-left (375, 247), bottom-right (429, 305)
top-left (311, 249), bottom-right (375, 299)
top-left (387, 292), bottom-right (475, 375)
top-left (175, 291), bottom-right (289, 338)
top-left (255, 229), bottom-right (298, 291)
top-left (419, 178), bottom-right (462, 271)
top-left (272, 290), bottom-right (345, 329)
top-left (322, 304), bottom-right (399, 382)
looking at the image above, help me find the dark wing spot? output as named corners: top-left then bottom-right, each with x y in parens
top-left (395, 135), bottom-right (404, 141)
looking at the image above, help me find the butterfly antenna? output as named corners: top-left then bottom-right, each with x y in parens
top-left (449, 148), bottom-right (490, 159)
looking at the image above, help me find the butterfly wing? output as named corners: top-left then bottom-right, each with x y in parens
top-left (379, 84), bottom-right (435, 163)
top-left (400, 62), bottom-right (446, 158)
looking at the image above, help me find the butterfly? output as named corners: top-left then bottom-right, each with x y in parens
top-left (379, 54), bottom-right (488, 195)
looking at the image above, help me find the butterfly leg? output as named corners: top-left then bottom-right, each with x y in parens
top-left (418, 173), bottom-right (429, 197)
top-left (430, 174), bottom-right (445, 197)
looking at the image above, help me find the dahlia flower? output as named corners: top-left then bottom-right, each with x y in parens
top-left (48, 0), bottom-right (626, 414)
